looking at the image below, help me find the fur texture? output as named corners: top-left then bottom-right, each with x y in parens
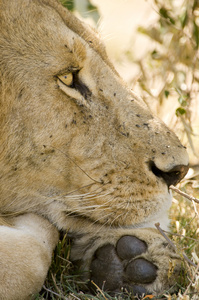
top-left (0, 0), bottom-right (189, 298)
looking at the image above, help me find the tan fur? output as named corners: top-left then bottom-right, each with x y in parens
top-left (0, 0), bottom-right (189, 298)
top-left (0, 214), bottom-right (59, 300)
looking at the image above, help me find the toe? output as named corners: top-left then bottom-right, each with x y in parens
top-left (90, 244), bottom-right (123, 291)
top-left (125, 285), bottom-right (149, 298)
top-left (126, 258), bottom-right (157, 283)
top-left (116, 236), bottom-right (147, 260)
top-left (131, 285), bottom-right (148, 297)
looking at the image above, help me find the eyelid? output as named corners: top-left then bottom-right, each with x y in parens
top-left (56, 67), bottom-right (81, 87)
top-left (57, 66), bottom-right (79, 75)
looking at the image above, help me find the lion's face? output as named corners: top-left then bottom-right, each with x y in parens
top-left (0, 0), bottom-right (188, 231)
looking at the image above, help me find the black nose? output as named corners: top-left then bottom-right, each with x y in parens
top-left (151, 163), bottom-right (189, 187)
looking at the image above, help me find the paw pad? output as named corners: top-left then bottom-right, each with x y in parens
top-left (90, 235), bottom-right (157, 297)
top-left (126, 258), bottom-right (157, 283)
top-left (116, 235), bottom-right (147, 260)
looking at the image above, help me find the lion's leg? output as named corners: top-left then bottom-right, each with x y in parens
top-left (0, 213), bottom-right (59, 300)
top-left (70, 228), bottom-right (181, 297)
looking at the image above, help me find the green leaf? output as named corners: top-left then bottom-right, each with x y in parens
top-left (178, 96), bottom-right (187, 107)
top-left (87, 0), bottom-right (100, 23)
top-left (176, 107), bottom-right (186, 116)
top-left (159, 7), bottom-right (175, 25)
top-left (164, 90), bottom-right (170, 98)
top-left (180, 10), bottom-right (188, 28)
top-left (87, 3), bottom-right (98, 11)
top-left (193, 0), bottom-right (199, 11)
top-left (60, 0), bottom-right (74, 11)
top-left (193, 20), bottom-right (199, 48)
top-left (151, 50), bottom-right (159, 59)
top-left (137, 27), bottom-right (163, 44)
top-left (60, 0), bottom-right (99, 23)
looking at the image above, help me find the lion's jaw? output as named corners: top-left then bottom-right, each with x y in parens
top-left (0, 0), bottom-right (188, 232)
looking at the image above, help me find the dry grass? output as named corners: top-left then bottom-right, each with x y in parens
top-left (168, 171), bottom-right (199, 299)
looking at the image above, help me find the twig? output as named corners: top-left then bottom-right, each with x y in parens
top-left (42, 285), bottom-right (67, 299)
top-left (69, 294), bottom-right (81, 300)
top-left (182, 263), bottom-right (199, 296)
top-left (155, 223), bottom-right (197, 267)
top-left (163, 230), bottom-right (198, 242)
top-left (192, 200), bottom-right (199, 217)
top-left (170, 185), bottom-right (199, 204)
top-left (91, 280), bottom-right (108, 300)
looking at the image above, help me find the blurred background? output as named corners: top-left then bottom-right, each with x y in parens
top-left (62, 0), bottom-right (199, 166)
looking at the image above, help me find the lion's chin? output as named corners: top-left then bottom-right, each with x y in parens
top-left (43, 190), bottom-right (171, 233)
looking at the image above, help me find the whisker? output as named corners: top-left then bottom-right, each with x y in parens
top-left (94, 212), bottom-right (116, 233)
top-left (63, 191), bottom-right (112, 203)
top-left (53, 183), bottom-right (112, 203)
top-left (109, 212), bottom-right (125, 228)
top-left (57, 182), bottom-right (96, 197)
top-left (50, 181), bottom-right (110, 202)
top-left (43, 145), bottom-right (102, 184)
top-left (64, 197), bottom-right (114, 216)
top-left (89, 211), bottom-right (114, 228)
top-left (79, 195), bottom-right (116, 209)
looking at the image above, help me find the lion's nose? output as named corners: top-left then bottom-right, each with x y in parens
top-left (151, 163), bottom-right (189, 187)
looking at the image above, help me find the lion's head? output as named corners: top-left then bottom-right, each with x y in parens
top-left (0, 0), bottom-right (188, 233)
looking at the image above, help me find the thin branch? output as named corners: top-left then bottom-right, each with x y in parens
top-left (69, 294), bottom-right (81, 300)
top-left (163, 230), bottom-right (198, 242)
top-left (170, 185), bottom-right (199, 204)
top-left (91, 280), bottom-right (108, 300)
top-left (182, 263), bottom-right (199, 296)
top-left (42, 285), bottom-right (67, 299)
top-left (155, 223), bottom-right (197, 267)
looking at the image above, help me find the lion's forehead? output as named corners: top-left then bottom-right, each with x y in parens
top-left (0, 0), bottom-right (107, 65)
top-left (1, 1), bottom-right (109, 90)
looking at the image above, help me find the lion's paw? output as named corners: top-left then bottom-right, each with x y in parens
top-left (90, 235), bottom-right (180, 298)
top-left (90, 236), bottom-right (155, 297)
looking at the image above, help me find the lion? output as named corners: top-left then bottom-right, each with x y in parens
top-left (0, 0), bottom-right (189, 299)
